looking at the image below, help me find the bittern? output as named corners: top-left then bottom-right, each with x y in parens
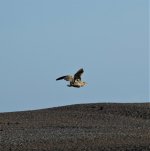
top-left (56, 68), bottom-right (87, 88)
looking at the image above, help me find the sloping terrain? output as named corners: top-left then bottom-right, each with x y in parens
top-left (0, 103), bottom-right (150, 151)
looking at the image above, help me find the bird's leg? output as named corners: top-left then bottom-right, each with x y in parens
top-left (68, 81), bottom-right (73, 87)
top-left (67, 85), bottom-right (72, 87)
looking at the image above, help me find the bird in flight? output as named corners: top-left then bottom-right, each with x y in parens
top-left (56, 68), bottom-right (87, 88)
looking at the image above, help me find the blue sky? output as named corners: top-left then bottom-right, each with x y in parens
top-left (0, 0), bottom-right (149, 112)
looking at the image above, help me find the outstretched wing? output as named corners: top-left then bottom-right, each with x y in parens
top-left (74, 68), bottom-right (84, 81)
top-left (56, 75), bottom-right (73, 82)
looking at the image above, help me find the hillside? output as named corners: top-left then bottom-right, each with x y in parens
top-left (0, 103), bottom-right (150, 151)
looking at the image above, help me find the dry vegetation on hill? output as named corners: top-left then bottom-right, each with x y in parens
top-left (0, 103), bottom-right (150, 151)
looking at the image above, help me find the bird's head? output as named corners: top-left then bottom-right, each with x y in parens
top-left (83, 82), bottom-right (87, 86)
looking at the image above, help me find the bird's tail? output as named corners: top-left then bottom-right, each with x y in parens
top-left (56, 76), bottom-right (66, 81)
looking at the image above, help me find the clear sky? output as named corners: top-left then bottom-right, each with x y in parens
top-left (0, 0), bottom-right (149, 112)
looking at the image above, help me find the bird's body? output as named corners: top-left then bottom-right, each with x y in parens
top-left (56, 68), bottom-right (87, 88)
top-left (67, 80), bottom-right (87, 88)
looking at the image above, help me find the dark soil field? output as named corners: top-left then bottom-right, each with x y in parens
top-left (0, 103), bottom-right (150, 151)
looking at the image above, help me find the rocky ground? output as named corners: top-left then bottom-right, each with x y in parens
top-left (0, 103), bottom-right (150, 151)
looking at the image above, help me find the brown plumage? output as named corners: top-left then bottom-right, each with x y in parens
top-left (56, 68), bottom-right (87, 88)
